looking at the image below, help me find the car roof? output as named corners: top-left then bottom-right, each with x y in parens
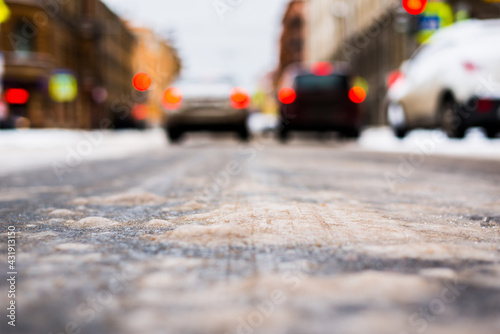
top-left (429, 19), bottom-right (500, 45)
top-left (173, 77), bottom-right (235, 99)
top-left (176, 76), bottom-right (235, 86)
top-left (284, 62), bottom-right (352, 76)
top-left (279, 62), bottom-right (352, 87)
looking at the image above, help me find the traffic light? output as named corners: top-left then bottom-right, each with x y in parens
top-left (133, 73), bottom-right (152, 92)
top-left (403, 0), bottom-right (427, 15)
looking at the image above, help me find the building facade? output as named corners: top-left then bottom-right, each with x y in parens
top-left (128, 24), bottom-right (181, 127)
top-left (274, 0), bottom-right (306, 90)
top-left (305, 0), bottom-right (500, 125)
top-left (0, 0), bottom-right (135, 129)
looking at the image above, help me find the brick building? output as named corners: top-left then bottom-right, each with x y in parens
top-left (0, 0), bottom-right (135, 129)
top-left (274, 0), bottom-right (306, 90)
top-left (128, 24), bottom-right (181, 127)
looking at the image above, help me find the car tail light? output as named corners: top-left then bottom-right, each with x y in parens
top-left (311, 62), bottom-right (334, 76)
top-left (387, 70), bottom-right (404, 88)
top-left (464, 62), bottom-right (479, 73)
top-left (278, 87), bottom-right (296, 104)
top-left (230, 87), bottom-right (251, 109)
top-left (132, 104), bottom-right (149, 120)
top-left (477, 99), bottom-right (493, 113)
top-left (163, 87), bottom-right (182, 110)
top-left (5, 88), bottom-right (29, 104)
top-left (349, 86), bottom-right (366, 104)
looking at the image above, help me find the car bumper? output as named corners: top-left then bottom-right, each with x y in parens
top-left (279, 104), bottom-right (362, 130)
top-left (463, 98), bottom-right (500, 127)
top-left (167, 107), bottom-right (248, 130)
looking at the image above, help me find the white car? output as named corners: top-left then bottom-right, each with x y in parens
top-left (386, 19), bottom-right (500, 139)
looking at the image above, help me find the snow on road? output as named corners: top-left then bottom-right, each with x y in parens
top-left (1, 126), bottom-right (500, 177)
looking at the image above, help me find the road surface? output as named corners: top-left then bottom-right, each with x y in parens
top-left (1, 132), bottom-right (500, 334)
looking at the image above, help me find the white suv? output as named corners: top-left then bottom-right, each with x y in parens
top-left (386, 19), bottom-right (500, 139)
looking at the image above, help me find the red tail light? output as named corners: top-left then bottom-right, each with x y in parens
top-left (311, 62), bottom-right (334, 76)
top-left (278, 87), bottom-right (296, 104)
top-left (464, 62), bottom-right (479, 73)
top-left (477, 99), bottom-right (493, 113)
top-left (387, 70), bottom-right (404, 88)
top-left (230, 87), bottom-right (250, 110)
top-left (132, 104), bottom-right (149, 120)
top-left (349, 86), bottom-right (366, 104)
top-left (5, 88), bottom-right (29, 104)
top-left (163, 87), bottom-right (182, 110)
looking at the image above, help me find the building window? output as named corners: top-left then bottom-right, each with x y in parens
top-left (82, 0), bottom-right (96, 16)
top-left (288, 37), bottom-right (303, 52)
top-left (289, 17), bottom-right (303, 30)
top-left (12, 19), bottom-right (36, 53)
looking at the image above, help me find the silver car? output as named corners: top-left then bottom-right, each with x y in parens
top-left (163, 77), bottom-right (251, 143)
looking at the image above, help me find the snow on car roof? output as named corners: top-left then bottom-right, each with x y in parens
top-left (429, 19), bottom-right (500, 45)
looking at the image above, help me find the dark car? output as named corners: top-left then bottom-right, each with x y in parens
top-left (276, 62), bottom-right (364, 141)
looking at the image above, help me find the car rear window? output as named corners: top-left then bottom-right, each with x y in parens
top-left (295, 74), bottom-right (348, 92)
top-left (177, 81), bottom-right (233, 99)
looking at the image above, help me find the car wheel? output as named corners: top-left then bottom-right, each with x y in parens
top-left (167, 127), bottom-right (183, 143)
top-left (387, 102), bottom-right (408, 139)
top-left (278, 127), bottom-right (289, 143)
top-left (394, 128), bottom-right (408, 139)
top-left (341, 128), bottom-right (360, 139)
top-left (485, 127), bottom-right (498, 139)
top-left (238, 126), bottom-right (250, 142)
top-left (440, 99), bottom-right (466, 139)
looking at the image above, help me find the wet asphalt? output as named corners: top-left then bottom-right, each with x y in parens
top-left (1, 137), bottom-right (500, 334)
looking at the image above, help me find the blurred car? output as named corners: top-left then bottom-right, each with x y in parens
top-left (162, 77), bottom-right (251, 143)
top-left (276, 62), bottom-right (364, 142)
top-left (386, 19), bottom-right (500, 139)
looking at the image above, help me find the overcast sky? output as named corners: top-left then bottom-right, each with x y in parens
top-left (102, 0), bottom-right (290, 91)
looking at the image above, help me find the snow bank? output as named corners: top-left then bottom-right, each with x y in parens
top-left (359, 127), bottom-right (500, 160)
top-left (0, 128), bottom-right (166, 175)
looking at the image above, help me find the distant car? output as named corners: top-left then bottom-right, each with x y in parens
top-left (163, 77), bottom-right (251, 143)
top-left (386, 19), bottom-right (500, 139)
top-left (276, 62), bottom-right (364, 141)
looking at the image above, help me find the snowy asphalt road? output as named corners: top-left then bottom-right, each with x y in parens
top-left (1, 132), bottom-right (500, 334)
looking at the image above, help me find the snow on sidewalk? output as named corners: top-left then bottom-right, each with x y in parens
top-left (0, 129), bottom-right (167, 176)
top-left (359, 127), bottom-right (500, 160)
